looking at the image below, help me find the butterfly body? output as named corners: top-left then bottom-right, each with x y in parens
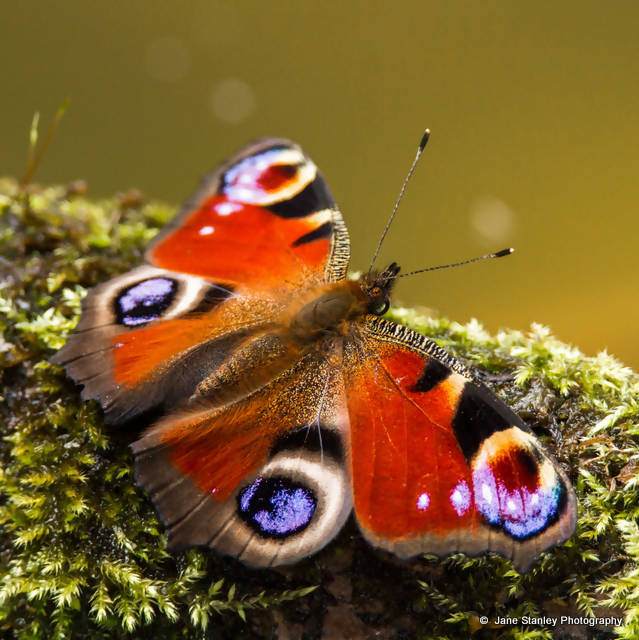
top-left (53, 138), bottom-right (576, 571)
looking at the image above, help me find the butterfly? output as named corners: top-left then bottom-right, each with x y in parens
top-left (52, 137), bottom-right (577, 571)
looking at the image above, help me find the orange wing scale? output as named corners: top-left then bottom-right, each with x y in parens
top-left (112, 316), bottom-right (223, 387)
top-left (345, 344), bottom-right (477, 538)
top-left (149, 196), bottom-right (332, 288)
top-left (159, 406), bottom-right (274, 502)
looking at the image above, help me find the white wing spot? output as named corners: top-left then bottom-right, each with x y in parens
top-left (216, 202), bottom-right (242, 216)
top-left (450, 479), bottom-right (472, 516)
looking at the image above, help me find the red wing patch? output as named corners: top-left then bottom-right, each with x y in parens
top-left (112, 316), bottom-right (219, 387)
top-left (150, 198), bottom-right (335, 289)
top-left (147, 140), bottom-right (350, 289)
top-left (344, 341), bottom-right (477, 538)
top-left (159, 403), bottom-right (276, 501)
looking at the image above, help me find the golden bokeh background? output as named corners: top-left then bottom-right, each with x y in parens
top-left (3, 2), bottom-right (638, 367)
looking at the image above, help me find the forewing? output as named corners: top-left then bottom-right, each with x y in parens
top-left (132, 352), bottom-right (353, 567)
top-left (147, 139), bottom-right (350, 289)
top-left (343, 317), bottom-right (576, 572)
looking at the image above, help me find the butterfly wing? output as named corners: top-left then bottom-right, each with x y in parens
top-left (51, 266), bottom-right (276, 422)
top-left (53, 140), bottom-right (350, 423)
top-left (131, 351), bottom-right (352, 567)
top-left (343, 317), bottom-right (576, 572)
top-left (146, 138), bottom-right (350, 288)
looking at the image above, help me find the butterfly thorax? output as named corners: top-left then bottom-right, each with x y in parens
top-left (288, 280), bottom-right (365, 343)
top-left (288, 263), bottom-right (400, 343)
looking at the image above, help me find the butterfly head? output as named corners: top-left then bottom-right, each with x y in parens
top-left (360, 262), bottom-right (401, 316)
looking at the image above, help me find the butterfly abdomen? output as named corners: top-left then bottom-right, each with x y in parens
top-left (193, 331), bottom-right (301, 403)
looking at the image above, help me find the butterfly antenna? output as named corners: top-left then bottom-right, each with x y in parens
top-left (399, 247), bottom-right (514, 279)
top-left (368, 129), bottom-right (430, 272)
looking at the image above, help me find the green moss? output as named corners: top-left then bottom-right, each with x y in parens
top-left (0, 176), bottom-right (637, 639)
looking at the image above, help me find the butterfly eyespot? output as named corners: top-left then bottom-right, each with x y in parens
top-left (237, 476), bottom-right (317, 538)
top-left (221, 147), bottom-right (312, 205)
top-left (256, 163), bottom-right (298, 191)
top-left (114, 277), bottom-right (178, 326)
top-left (472, 441), bottom-right (563, 538)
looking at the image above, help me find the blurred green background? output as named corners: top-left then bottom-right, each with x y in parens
top-left (3, 2), bottom-right (638, 368)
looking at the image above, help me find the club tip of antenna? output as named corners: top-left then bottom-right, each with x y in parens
top-left (419, 129), bottom-right (431, 152)
top-left (495, 247), bottom-right (514, 257)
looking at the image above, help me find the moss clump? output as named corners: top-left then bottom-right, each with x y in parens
top-left (0, 177), bottom-right (637, 639)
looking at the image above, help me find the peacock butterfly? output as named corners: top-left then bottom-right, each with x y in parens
top-left (52, 136), bottom-right (576, 571)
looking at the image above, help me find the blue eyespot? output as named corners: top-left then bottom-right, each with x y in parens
top-left (114, 278), bottom-right (177, 326)
top-left (472, 465), bottom-right (561, 538)
top-left (238, 477), bottom-right (316, 538)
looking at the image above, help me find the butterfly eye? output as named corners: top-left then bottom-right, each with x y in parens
top-left (114, 277), bottom-right (178, 326)
top-left (375, 299), bottom-right (390, 316)
top-left (367, 287), bottom-right (390, 316)
top-left (238, 477), bottom-right (316, 537)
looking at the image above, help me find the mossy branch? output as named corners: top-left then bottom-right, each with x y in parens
top-left (0, 177), bottom-right (637, 639)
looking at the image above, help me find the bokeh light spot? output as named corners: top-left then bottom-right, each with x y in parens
top-left (469, 196), bottom-right (515, 243)
top-left (210, 78), bottom-right (256, 123)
